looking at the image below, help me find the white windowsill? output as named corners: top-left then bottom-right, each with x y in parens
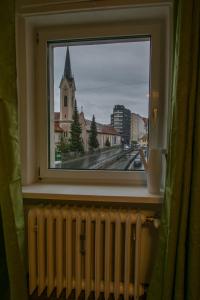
top-left (22, 183), bottom-right (163, 204)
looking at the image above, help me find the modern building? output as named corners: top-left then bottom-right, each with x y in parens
top-left (111, 105), bottom-right (131, 144)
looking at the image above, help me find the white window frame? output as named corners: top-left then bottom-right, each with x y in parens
top-left (17, 4), bottom-right (172, 186)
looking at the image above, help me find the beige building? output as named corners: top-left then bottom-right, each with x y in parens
top-left (84, 117), bottom-right (121, 151)
top-left (131, 112), bottom-right (148, 145)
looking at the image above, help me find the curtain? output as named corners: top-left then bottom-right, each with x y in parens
top-left (147, 0), bottom-right (200, 299)
top-left (0, 1), bottom-right (28, 300)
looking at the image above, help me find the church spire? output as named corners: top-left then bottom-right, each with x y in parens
top-left (63, 46), bottom-right (73, 80)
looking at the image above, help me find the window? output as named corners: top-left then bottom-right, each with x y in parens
top-left (17, 4), bottom-right (171, 185)
top-left (49, 38), bottom-right (150, 171)
top-left (64, 96), bottom-right (68, 107)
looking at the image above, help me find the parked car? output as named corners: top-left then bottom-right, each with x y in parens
top-left (133, 157), bottom-right (142, 168)
top-left (124, 144), bottom-right (130, 151)
top-left (134, 143), bottom-right (141, 150)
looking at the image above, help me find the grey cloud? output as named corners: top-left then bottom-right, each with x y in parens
top-left (53, 40), bottom-right (150, 123)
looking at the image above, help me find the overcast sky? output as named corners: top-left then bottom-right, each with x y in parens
top-left (53, 40), bottom-right (150, 124)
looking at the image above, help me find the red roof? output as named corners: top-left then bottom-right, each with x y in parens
top-left (101, 125), bottom-right (118, 135)
top-left (85, 119), bottom-right (119, 135)
top-left (54, 121), bottom-right (63, 132)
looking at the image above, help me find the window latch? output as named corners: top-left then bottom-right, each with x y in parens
top-left (153, 107), bottom-right (158, 126)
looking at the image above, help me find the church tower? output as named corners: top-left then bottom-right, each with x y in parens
top-left (59, 47), bottom-right (76, 129)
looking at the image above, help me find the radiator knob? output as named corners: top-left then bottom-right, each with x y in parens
top-left (153, 218), bottom-right (160, 229)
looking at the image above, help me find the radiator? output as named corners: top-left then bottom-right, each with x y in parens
top-left (28, 206), bottom-right (147, 300)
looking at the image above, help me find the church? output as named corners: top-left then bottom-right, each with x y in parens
top-left (54, 47), bottom-right (121, 153)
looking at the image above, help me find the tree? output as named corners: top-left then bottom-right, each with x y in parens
top-left (69, 100), bottom-right (84, 154)
top-left (105, 138), bottom-right (111, 147)
top-left (57, 134), bottom-right (70, 153)
top-left (89, 115), bottom-right (99, 151)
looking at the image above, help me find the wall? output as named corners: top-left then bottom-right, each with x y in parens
top-left (16, 0), bottom-right (171, 288)
top-left (16, 0), bottom-right (171, 15)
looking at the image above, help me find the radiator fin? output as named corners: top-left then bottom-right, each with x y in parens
top-left (95, 213), bottom-right (101, 299)
top-left (46, 208), bottom-right (54, 296)
top-left (114, 216), bottom-right (121, 300)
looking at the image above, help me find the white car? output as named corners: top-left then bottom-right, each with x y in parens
top-left (124, 144), bottom-right (130, 151)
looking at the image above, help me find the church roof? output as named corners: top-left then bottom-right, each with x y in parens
top-left (101, 125), bottom-right (118, 135)
top-left (63, 46), bottom-right (73, 80)
top-left (85, 119), bottom-right (119, 136)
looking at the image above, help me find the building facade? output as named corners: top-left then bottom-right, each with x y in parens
top-left (111, 105), bottom-right (131, 145)
top-left (130, 112), bottom-right (148, 145)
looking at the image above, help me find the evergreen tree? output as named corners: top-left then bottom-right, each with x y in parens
top-left (57, 134), bottom-right (70, 153)
top-left (105, 137), bottom-right (111, 147)
top-left (69, 100), bottom-right (84, 154)
top-left (89, 115), bottom-right (99, 151)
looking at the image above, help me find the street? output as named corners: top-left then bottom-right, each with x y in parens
top-left (56, 148), bottom-right (145, 171)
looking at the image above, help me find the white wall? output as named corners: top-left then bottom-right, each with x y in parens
top-left (17, 0), bottom-right (171, 287)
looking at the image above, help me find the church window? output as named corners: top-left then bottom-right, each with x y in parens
top-left (64, 96), bottom-right (68, 107)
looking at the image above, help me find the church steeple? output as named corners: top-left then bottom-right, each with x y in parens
top-left (63, 46), bottom-right (73, 80)
top-left (60, 46), bottom-right (76, 124)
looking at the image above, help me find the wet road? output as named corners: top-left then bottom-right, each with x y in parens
top-left (56, 148), bottom-right (146, 171)
top-left (107, 151), bottom-right (139, 170)
top-left (59, 148), bottom-right (122, 169)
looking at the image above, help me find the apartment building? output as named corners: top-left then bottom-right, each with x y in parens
top-left (111, 105), bottom-right (131, 144)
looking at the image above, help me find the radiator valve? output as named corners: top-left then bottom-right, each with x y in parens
top-left (146, 217), bottom-right (160, 228)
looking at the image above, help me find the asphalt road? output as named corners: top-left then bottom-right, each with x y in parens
top-left (60, 148), bottom-right (122, 169)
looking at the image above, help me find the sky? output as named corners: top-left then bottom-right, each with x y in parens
top-left (53, 40), bottom-right (150, 124)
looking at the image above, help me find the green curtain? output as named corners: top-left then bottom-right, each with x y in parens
top-left (0, 0), bottom-right (28, 300)
top-left (147, 0), bottom-right (200, 299)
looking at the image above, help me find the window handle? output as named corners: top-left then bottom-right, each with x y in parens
top-left (153, 107), bottom-right (158, 126)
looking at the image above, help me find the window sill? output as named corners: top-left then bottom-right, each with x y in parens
top-left (22, 183), bottom-right (163, 204)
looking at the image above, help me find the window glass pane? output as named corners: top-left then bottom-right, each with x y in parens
top-left (49, 38), bottom-right (150, 171)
